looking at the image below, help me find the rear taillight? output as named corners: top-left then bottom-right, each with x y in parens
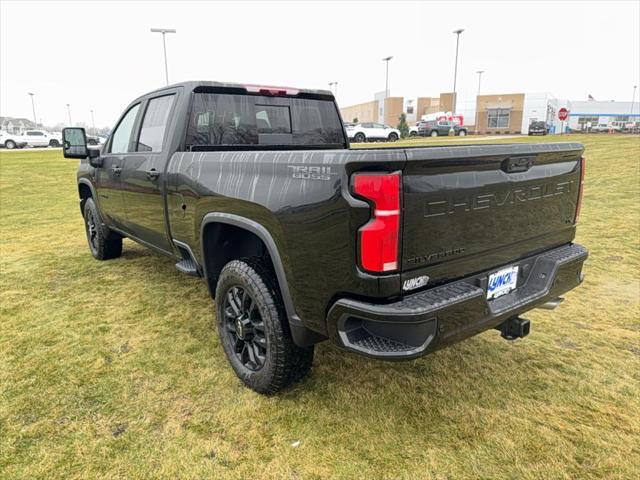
top-left (352, 172), bottom-right (401, 273)
top-left (575, 156), bottom-right (586, 222)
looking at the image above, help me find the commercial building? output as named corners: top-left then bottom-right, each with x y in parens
top-left (340, 92), bottom-right (455, 126)
top-left (340, 91), bottom-right (638, 134)
top-left (563, 100), bottom-right (639, 131)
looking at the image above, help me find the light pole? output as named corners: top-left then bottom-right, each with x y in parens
top-left (334, 81), bottom-right (338, 100)
top-left (452, 28), bottom-right (464, 115)
top-left (150, 28), bottom-right (176, 85)
top-left (474, 70), bottom-right (484, 134)
top-left (90, 109), bottom-right (96, 134)
top-left (66, 104), bottom-right (72, 126)
top-left (382, 56), bottom-right (393, 124)
top-left (328, 82), bottom-right (335, 94)
top-left (631, 85), bottom-right (637, 116)
top-left (28, 92), bottom-right (37, 127)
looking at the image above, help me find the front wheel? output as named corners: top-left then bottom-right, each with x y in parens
top-left (49, 139), bottom-right (60, 147)
top-left (215, 258), bottom-right (314, 394)
top-left (388, 132), bottom-right (398, 142)
top-left (430, 130), bottom-right (438, 137)
top-left (83, 197), bottom-right (122, 260)
top-left (458, 130), bottom-right (467, 137)
top-left (4, 140), bottom-right (16, 149)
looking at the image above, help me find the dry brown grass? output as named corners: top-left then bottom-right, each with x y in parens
top-left (1, 134), bottom-right (639, 479)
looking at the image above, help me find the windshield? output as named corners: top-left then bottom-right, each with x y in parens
top-left (185, 92), bottom-right (346, 150)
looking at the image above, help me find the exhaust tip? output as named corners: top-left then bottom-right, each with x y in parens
top-left (538, 297), bottom-right (565, 310)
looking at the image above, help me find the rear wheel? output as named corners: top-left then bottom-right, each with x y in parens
top-left (458, 130), bottom-right (467, 137)
top-left (83, 197), bottom-right (122, 260)
top-left (4, 140), bottom-right (16, 149)
top-left (215, 258), bottom-right (314, 394)
top-left (409, 131), bottom-right (417, 137)
top-left (354, 132), bottom-right (366, 143)
top-left (388, 132), bottom-right (398, 142)
top-left (87, 138), bottom-right (98, 146)
top-left (430, 130), bottom-right (438, 137)
top-left (49, 139), bottom-right (60, 147)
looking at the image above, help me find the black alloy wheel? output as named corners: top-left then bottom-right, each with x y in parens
top-left (222, 285), bottom-right (267, 371)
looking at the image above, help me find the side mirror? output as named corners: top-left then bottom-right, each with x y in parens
top-left (62, 127), bottom-right (88, 159)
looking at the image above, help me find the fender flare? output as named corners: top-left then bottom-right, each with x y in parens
top-left (200, 212), bottom-right (309, 337)
top-left (77, 178), bottom-right (98, 213)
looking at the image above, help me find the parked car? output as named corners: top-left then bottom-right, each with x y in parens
top-left (528, 121), bottom-right (549, 136)
top-left (0, 131), bottom-right (28, 149)
top-left (591, 123), bottom-right (621, 133)
top-left (417, 120), bottom-right (467, 137)
top-left (22, 129), bottom-right (62, 147)
top-left (62, 80), bottom-right (588, 394)
top-left (346, 122), bottom-right (400, 142)
top-left (409, 122), bottom-right (426, 137)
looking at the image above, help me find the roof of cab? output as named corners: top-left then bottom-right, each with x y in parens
top-left (139, 80), bottom-right (333, 99)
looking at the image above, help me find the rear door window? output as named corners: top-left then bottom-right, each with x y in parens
top-left (137, 95), bottom-right (175, 152)
top-left (185, 92), bottom-right (345, 149)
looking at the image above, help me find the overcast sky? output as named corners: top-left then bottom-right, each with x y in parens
top-left (1, 0), bottom-right (639, 128)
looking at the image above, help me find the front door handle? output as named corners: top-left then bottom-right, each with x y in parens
top-left (111, 165), bottom-right (122, 175)
top-left (146, 168), bottom-right (160, 180)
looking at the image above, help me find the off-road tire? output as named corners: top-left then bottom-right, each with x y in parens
top-left (83, 197), bottom-right (122, 260)
top-left (215, 258), bottom-right (314, 394)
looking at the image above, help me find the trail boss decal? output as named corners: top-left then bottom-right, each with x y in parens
top-left (288, 165), bottom-right (337, 181)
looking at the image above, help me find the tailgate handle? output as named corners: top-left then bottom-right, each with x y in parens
top-left (503, 156), bottom-right (534, 173)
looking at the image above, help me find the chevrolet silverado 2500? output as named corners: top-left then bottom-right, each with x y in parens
top-left (63, 81), bottom-right (588, 394)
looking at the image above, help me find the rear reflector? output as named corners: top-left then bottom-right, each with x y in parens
top-left (353, 172), bottom-right (401, 273)
top-left (575, 156), bottom-right (585, 222)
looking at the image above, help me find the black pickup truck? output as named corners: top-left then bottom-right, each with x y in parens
top-left (62, 81), bottom-right (588, 394)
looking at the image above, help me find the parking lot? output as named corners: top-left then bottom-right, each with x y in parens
top-left (0, 134), bottom-right (638, 478)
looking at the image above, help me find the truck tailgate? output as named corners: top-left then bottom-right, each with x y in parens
top-left (401, 143), bottom-right (584, 286)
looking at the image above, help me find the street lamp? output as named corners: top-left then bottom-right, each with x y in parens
top-left (66, 104), bottom-right (72, 126)
top-left (328, 82), bottom-right (335, 94)
top-left (474, 70), bottom-right (484, 134)
top-left (382, 56), bottom-right (393, 124)
top-left (90, 109), bottom-right (96, 134)
top-left (150, 28), bottom-right (176, 85)
top-left (27, 92), bottom-right (37, 127)
top-left (631, 85), bottom-right (637, 116)
top-left (452, 28), bottom-right (464, 115)
top-left (334, 81), bottom-right (338, 99)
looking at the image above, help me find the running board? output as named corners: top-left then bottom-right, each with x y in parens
top-left (175, 258), bottom-right (200, 277)
top-left (173, 240), bottom-right (202, 277)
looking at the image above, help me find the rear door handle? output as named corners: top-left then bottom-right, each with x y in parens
top-left (146, 168), bottom-right (160, 180)
top-left (111, 165), bottom-right (122, 175)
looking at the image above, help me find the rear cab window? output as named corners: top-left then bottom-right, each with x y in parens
top-left (184, 88), bottom-right (346, 150)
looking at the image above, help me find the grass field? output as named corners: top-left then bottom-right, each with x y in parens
top-left (1, 135), bottom-right (639, 479)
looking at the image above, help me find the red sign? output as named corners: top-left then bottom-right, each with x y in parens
top-left (558, 108), bottom-right (569, 121)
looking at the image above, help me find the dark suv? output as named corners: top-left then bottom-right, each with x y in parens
top-left (418, 120), bottom-right (467, 137)
top-left (529, 121), bottom-right (549, 136)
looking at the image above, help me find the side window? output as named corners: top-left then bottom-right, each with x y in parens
top-left (137, 95), bottom-right (175, 152)
top-left (109, 104), bottom-right (140, 154)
